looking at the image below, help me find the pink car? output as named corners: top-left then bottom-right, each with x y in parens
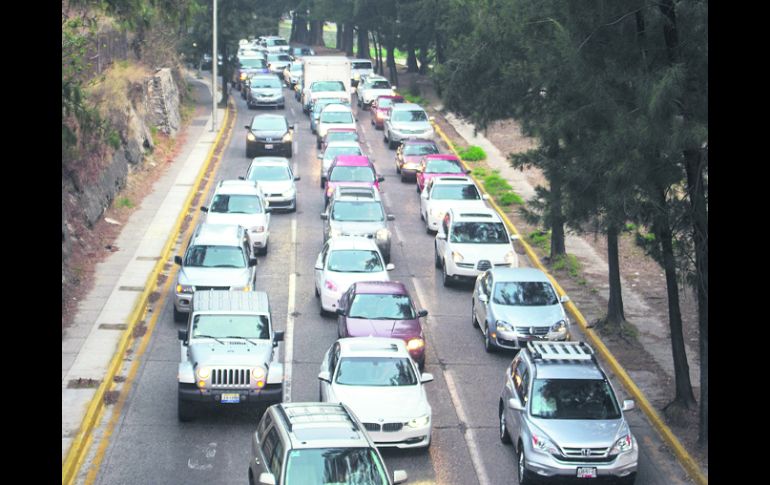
top-left (416, 154), bottom-right (467, 192)
top-left (324, 155), bottom-right (384, 206)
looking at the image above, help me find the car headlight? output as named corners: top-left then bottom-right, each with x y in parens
top-left (504, 251), bottom-right (517, 265)
top-left (176, 284), bottom-right (194, 294)
top-left (240, 73), bottom-right (247, 80)
top-left (550, 319), bottom-right (567, 333)
top-left (611, 433), bottom-right (634, 454)
top-left (375, 228), bottom-right (390, 240)
top-left (282, 132), bottom-right (292, 142)
top-left (196, 366), bottom-right (211, 380)
top-left (406, 338), bottom-right (425, 351)
top-left (251, 226), bottom-right (265, 234)
top-left (496, 320), bottom-right (514, 332)
top-left (430, 208), bottom-right (444, 218)
top-left (531, 433), bottom-right (559, 455)
top-left (452, 251), bottom-right (464, 262)
top-left (407, 415), bottom-right (430, 428)
top-left (247, 132), bottom-right (256, 142)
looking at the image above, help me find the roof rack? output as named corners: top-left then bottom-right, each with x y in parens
top-left (277, 403), bottom-right (359, 433)
top-left (527, 341), bottom-right (595, 361)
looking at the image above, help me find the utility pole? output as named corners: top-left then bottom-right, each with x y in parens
top-left (211, 0), bottom-right (218, 131)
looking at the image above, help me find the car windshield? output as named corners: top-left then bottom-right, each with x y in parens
top-left (313, 100), bottom-right (344, 116)
top-left (210, 194), bottom-right (263, 214)
top-left (368, 80), bottom-right (390, 89)
top-left (250, 117), bottom-right (287, 131)
top-left (450, 222), bottom-right (509, 244)
top-left (431, 184), bottom-right (480, 200)
top-left (348, 294), bottom-right (416, 320)
top-left (336, 357), bottom-right (417, 386)
top-left (267, 39), bottom-right (288, 46)
top-left (248, 165), bottom-right (291, 182)
top-left (530, 379), bottom-right (621, 420)
top-left (321, 111), bottom-right (355, 124)
top-left (392, 110), bottom-right (428, 122)
top-left (425, 159), bottom-right (463, 173)
top-left (327, 250), bottom-right (383, 272)
top-left (250, 78), bottom-right (281, 89)
top-left (353, 61), bottom-right (373, 69)
top-left (183, 245), bottom-right (246, 268)
top-left (331, 201), bottom-right (384, 222)
top-left (492, 281), bottom-right (558, 306)
top-left (404, 144), bottom-right (438, 156)
top-left (313, 81), bottom-right (345, 92)
top-left (324, 146), bottom-right (363, 162)
top-left (327, 132), bottom-right (359, 143)
top-left (240, 58), bottom-right (266, 68)
top-left (191, 314), bottom-right (269, 340)
top-left (329, 166), bottom-right (375, 183)
top-left (284, 448), bottom-right (388, 485)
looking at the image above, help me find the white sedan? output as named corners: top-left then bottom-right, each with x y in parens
top-left (319, 337), bottom-right (433, 450)
top-left (314, 237), bottom-right (394, 314)
top-left (420, 176), bottom-right (489, 233)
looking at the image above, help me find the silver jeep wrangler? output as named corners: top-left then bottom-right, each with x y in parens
top-left (177, 290), bottom-right (284, 421)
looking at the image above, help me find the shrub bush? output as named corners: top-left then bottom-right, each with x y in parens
top-left (458, 145), bottom-right (486, 161)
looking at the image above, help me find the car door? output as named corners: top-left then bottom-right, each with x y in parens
top-left (509, 358), bottom-right (530, 444)
top-left (252, 413), bottom-right (273, 479)
top-left (436, 212), bottom-right (451, 262)
top-left (337, 287), bottom-right (351, 337)
top-left (420, 179), bottom-right (431, 218)
top-left (474, 271), bottom-right (490, 330)
top-left (320, 343), bottom-right (339, 401)
top-left (315, 243), bottom-right (329, 294)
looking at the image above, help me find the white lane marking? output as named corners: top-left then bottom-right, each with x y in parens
top-left (445, 371), bottom-right (492, 485)
top-left (187, 442), bottom-right (217, 470)
top-left (283, 218), bottom-right (297, 403)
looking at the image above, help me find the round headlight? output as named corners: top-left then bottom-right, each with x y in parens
top-left (196, 366), bottom-right (210, 379)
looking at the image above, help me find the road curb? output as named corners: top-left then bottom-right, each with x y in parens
top-left (62, 101), bottom-right (232, 485)
top-left (430, 120), bottom-right (707, 485)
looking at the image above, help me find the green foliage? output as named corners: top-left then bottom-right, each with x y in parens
top-left (116, 197), bottom-right (135, 209)
top-left (498, 191), bottom-right (524, 206)
top-left (401, 93), bottom-right (427, 105)
top-left (552, 254), bottom-right (580, 279)
top-left (528, 230), bottom-right (551, 254)
top-left (107, 130), bottom-right (122, 149)
top-left (457, 145), bottom-right (486, 161)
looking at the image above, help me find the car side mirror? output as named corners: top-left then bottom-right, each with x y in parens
top-left (386, 263), bottom-right (395, 271)
top-left (393, 470), bottom-right (408, 484)
top-left (273, 331), bottom-right (284, 344)
top-left (377, 176), bottom-right (385, 182)
top-left (387, 214), bottom-right (395, 221)
top-left (482, 194), bottom-right (490, 200)
top-left (258, 473), bottom-right (277, 485)
top-left (199, 206), bottom-right (209, 213)
top-left (238, 176), bottom-right (246, 180)
top-left (418, 309), bottom-right (428, 318)
top-left (178, 329), bottom-right (188, 341)
top-left (622, 399), bottom-right (636, 411)
top-left (420, 373), bottom-right (434, 383)
top-left (392, 86), bottom-right (398, 90)
top-left (174, 255), bottom-right (183, 265)
top-left (508, 398), bottom-right (525, 411)
top-left (478, 294), bottom-right (488, 303)
top-left (436, 233), bottom-right (446, 240)
top-left (336, 308), bottom-right (346, 316)
top-left (318, 371), bottom-right (331, 382)
top-left (429, 116), bottom-right (436, 121)
top-left (560, 295), bottom-right (570, 303)
top-left (244, 125), bottom-right (251, 130)
top-left (249, 257), bottom-right (258, 267)
top-left (320, 213), bottom-right (328, 220)
top-left (294, 176), bottom-right (301, 181)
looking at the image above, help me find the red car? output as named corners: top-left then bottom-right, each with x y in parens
top-left (370, 95), bottom-right (405, 130)
top-left (324, 155), bottom-right (383, 206)
top-left (336, 281), bottom-right (429, 368)
top-left (395, 139), bottom-right (439, 182)
top-left (416, 154), bottom-right (467, 192)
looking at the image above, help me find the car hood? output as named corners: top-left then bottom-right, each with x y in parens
top-left (427, 199), bottom-right (486, 213)
top-left (256, 180), bottom-right (294, 194)
top-left (344, 318), bottom-right (421, 339)
top-left (325, 270), bottom-right (390, 295)
top-left (449, 243), bottom-right (513, 263)
top-left (329, 220), bottom-right (387, 236)
top-left (531, 418), bottom-right (625, 449)
top-left (392, 121), bottom-right (432, 132)
top-left (491, 302), bottom-right (564, 328)
top-left (251, 88), bottom-right (282, 97)
top-left (331, 385), bottom-right (429, 421)
top-left (205, 212), bottom-right (267, 229)
top-left (178, 267), bottom-right (251, 287)
top-left (249, 129), bottom-right (286, 139)
top-left (189, 340), bottom-right (273, 367)
top-left (403, 155), bottom-right (424, 165)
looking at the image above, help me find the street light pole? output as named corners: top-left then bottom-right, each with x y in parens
top-left (211, 0), bottom-right (218, 131)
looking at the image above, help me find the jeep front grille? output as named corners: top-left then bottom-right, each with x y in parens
top-left (211, 368), bottom-right (251, 388)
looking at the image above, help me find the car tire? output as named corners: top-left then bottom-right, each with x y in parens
top-left (472, 304), bottom-right (479, 328)
top-left (499, 402), bottom-right (512, 444)
top-left (442, 260), bottom-right (452, 287)
top-left (259, 242), bottom-right (268, 256)
top-left (388, 138), bottom-right (397, 150)
top-left (517, 446), bottom-right (536, 485)
top-left (317, 138), bottom-right (321, 149)
top-left (315, 285), bottom-right (320, 298)
top-left (434, 246), bottom-right (441, 269)
top-left (396, 164), bottom-right (401, 174)
top-left (248, 469), bottom-right (256, 485)
top-left (617, 473), bottom-right (637, 485)
top-left (401, 173), bottom-right (408, 183)
top-left (484, 323), bottom-right (495, 353)
top-left (178, 397), bottom-right (195, 422)
top-left (320, 177), bottom-right (326, 189)
top-left (173, 306), bottom-right (186, 323)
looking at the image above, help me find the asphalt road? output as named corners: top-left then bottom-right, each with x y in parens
top-left (92, 78), bottom-right (688, 485)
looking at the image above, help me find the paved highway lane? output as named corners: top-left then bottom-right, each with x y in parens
top-left (92, 79), bottom-right (687, 485)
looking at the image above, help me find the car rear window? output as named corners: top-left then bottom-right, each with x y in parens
top-left (404, 143), bottom-right (439, 156)
top-left (392, 110), bottom-right (428, 122)
top-left (492, 281), bottom-right (558, 306)
top-left (431, 184), bottom-right (480, 200)
top-left (425, 159), bottom-right (463, 173)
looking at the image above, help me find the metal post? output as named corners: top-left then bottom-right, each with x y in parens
top-left (211, 0), bottom-right (218, 131)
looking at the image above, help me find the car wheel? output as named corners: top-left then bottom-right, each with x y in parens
top-left (248, 469), bottom-right (256, 485)
top-left (388, 137), bottom-right (397, 150)
top-left (442, 260), bottom-right (452, 287)
top-left (396, 164), bottom-right (401, 174)
top-left (617, 472), bottom-right (637, 485)
top-left (259, 242), bottom-right (268, 256)
top-left (320, 177), bottom-right (326, 189)
top-left (316, 138), bottom-right (321, 149)
top-left (517, 446), bottom-right (535, 485)
top-left (499, 402), bottom-right (512, 444)
top-left (472, 303), bottom-right (479, 328)
top-left (173, 306), bottom-right (185, 323)
top-left (434, 246), bottom-right (441, 269)
top-left (178, 397), bottom-right (195, 422)
top-left (484, 323), bottom-right (495, 353)
top-left (315, 284), bottom-right (320, 298)
top-left (384, 132), bottom-right (389, 144)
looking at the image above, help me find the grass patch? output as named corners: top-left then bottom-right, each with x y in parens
top-left (498, 191), bottom-right (525, 206)
top-left (552, 254), bottom-right (581, 279)
top-left (527, 230), bottom-right (551, 254)
top-left (116, 197), bottom-right (134, 209)
top-left (457, 145), bottom-right (487, 161)
top-left (595, 318), bottom-right (640, 341)
top-left (401, 93), bottom-right (428, 105)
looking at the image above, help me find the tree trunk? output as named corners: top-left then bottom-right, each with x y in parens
top-left (418, 45), bottom-right (429, 74)
top-left (336, 23), bottom-right (343, 50)
top-left (220, 42), bottom-right (228, 106)
top-left (343, 23), bottom-right (355, 56)
top-left (309, 20), bottom-right (324, 46)
top-left (357, 27), bottom-right (370, 59)
top-left (548, 167), bottom-right (566, 258)
top-left (606, 223), bottom-right (626, 325)
top-left (653, 188), bottom-right (697, 412)
top-left (406, 42), bottom-right (418, 73)
top-left (290, 12), bottom-right (305, 43)
top-left (385, 39), bottom-right (398, 87)
top-left (376, 32), bottom-right (384, 74)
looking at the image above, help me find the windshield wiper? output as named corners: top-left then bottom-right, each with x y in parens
top-left (196, 334), bottom-right (225, 345)
top-left (210, 264), bottom-right (242, 268)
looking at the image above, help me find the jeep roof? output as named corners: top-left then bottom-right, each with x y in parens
top-left (192, 290), bottom-right (270, 315)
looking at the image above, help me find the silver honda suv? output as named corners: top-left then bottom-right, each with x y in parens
top-left (499, 341), bottom-right (638, 484)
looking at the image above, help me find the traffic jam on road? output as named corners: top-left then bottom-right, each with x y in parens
top-left (114, 36), bottom-right (642, 485)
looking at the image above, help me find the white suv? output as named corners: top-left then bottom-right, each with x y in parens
top-left (316, 104), bottom-right (356, 148)
top-left (434, 208), bottom-right (519, 286)
top-left (319, 337), bottom-right (433, 450)
top-left (201, 180), bottom-right (271, 255)
top-left (384, 103), bottom-right (434, 149)
top-left (356, 75), bottom-right (396, 109)
top-left (420, 176), bottom-right (489, 233)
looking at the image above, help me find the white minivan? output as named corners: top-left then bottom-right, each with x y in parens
top-left (316, 104), bottom-right (356, 148)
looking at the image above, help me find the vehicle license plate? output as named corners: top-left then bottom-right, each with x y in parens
top-left (221, 393), bottom-right (240, 403)
top-left (576, 467), bottom-right (597, 479)
top-left (264, 144), bottom-right (274, 149)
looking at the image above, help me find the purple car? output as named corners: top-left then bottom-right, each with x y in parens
top-left (335, 281), bottom-right (429, 368)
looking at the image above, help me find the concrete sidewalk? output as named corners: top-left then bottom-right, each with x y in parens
top-left (62, 72), bottom-right (224, 461)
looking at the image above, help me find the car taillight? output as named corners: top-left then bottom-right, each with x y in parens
top-left (324, 280), bottom-right (338, 292)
